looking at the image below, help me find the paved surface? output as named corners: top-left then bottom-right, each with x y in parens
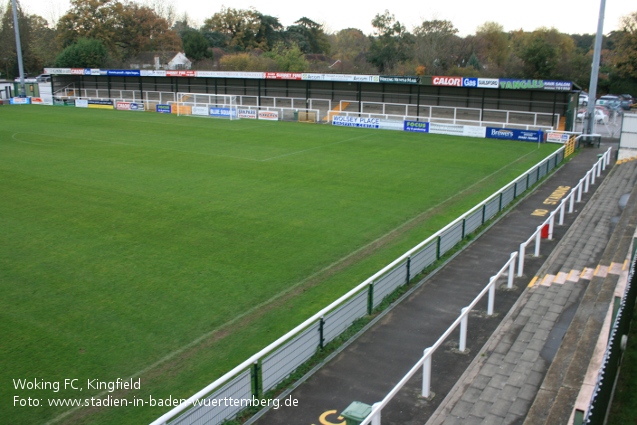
top-left (427, 146), bottom-right (637, 425)
top-left (251, 141), bottom-right (633, 425)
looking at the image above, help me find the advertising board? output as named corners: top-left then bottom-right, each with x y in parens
top-left (432, 76), bottom-right (462, 87)
top-left (9, 97), bottom-right (30, 104)
top-left (156, 104), bottom-right (172, 113)
top-left (238, 109), bottom-right (257, 119)
top-left (404, 120), bottom-right (429, 133)
top-left (332, 116), bottom-right (380, 129)
top-left (210, 107), bottom-right (237, 118)
top-left (258, 111), bottom-right (279, 121)
top-left (116, 102), bottom-right (145, 111)
top-left (486, 127), bottom-right (542, 142)
top-left (191, 106), bottom-right (209, 116)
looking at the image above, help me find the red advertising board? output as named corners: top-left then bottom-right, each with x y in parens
top-left (432, 76), bottom-right (462, 87)
top-left (265, 72), bottom-right (303, 80)
top-left (166, 70), bottom-right (196, 77)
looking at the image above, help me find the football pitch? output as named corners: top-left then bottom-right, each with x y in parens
top-left (1, 106), bottom-right (560, 424)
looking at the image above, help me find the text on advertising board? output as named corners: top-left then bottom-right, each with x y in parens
top-left (432, 76), bottom-right (462, 87)
top-left (404, 120), bottom-right (429, 133)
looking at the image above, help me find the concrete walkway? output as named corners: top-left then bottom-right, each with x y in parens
top-left (252, 143), bottom-right (625, 425)
top-left (427, 144), bottom-right (637, 425)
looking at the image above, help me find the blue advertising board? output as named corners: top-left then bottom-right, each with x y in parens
top-left (106, 70), bottom-right (141, 77)
top-left (403, 120), bottom-right (429, 133)
top-left (486, 127), bottom-right (542, 142)
top-left (209, 107), bottom-right (237, 118)
top-left (156, 104), bottom-right (172, 114)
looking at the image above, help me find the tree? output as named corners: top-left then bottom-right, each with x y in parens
top-left (413, 19), bottom-right (459, 74)
top-left (284, 17), bottom-right (330, 54)
top-left (262, 42), bottom-right (309, 71)
top-left (613, 12), bottom-right (637, 80)
top-left (202, 7), bottom-right (263, 51)
top-left (56, 0), bottom-right (181, 60)
top-left (474, 22), bottom-right (510, 71)
top-left (0, 0), bottom-right (55, 78)
top-left (329, 28), bottom-right (370, 61)
top-left (367, 10), bottom-right (413, 73)
top-left (54, 37), bottom-right (109, 67)
top-left (182, 29), bottom-right (211, 61)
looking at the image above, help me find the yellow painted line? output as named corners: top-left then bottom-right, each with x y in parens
top-left (528, 276), bottom-right (539, 288)
top-left (594, 264), bottom-right (601, 275)
top-left (624, 259), bottom-right (629, 271)
top-left (319, 410), bottom-right (345, 425)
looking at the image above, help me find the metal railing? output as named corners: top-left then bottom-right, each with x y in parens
top-left (359, 147), bottom-right (612, 425)
top-left (150, 147), bottom-right (568, 425)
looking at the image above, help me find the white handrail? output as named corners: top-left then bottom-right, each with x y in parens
top-left (360, 146), bottom-right (612, 425)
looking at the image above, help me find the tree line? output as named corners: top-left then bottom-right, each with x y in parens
top-left (1, 0), bottom-right (636, 94)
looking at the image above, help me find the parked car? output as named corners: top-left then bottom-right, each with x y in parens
top-left (577, 108), bottom-right (609, 124)
top-left (579, 92), bottom-right (589, 106)
top-left (618, 94), bottom-right (634, 110)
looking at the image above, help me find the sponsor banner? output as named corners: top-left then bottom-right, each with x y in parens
top-left (116, 101), bottom-right (145, 111)
top-left (191, 106), bottom-right (209, 116)
top-left (88, 99), bottom-right (114, 109)
top-left (432, 76), bottom-right (462, 87)
top-left (379, 76), bottom-right (420, 84)
top-left (107, 70), bottom-right (141, 77)
top-left (486, 127), bottom-right (542, 142)
top-left (546, 132), bottom-right (570, 143)
top-left (462, 77), bottom-right (498, 89)
top-left (44, 67), bottom-right (72, 75)
top-left (76, 99), bottom-right (89, 108)
top-left (140, 70), bottom-right (167, 77)
top-left (196, 71), bottom-right (265, 79)
top-left (265, 72), bottom-right (303, 80)
top-left (427, 123), bottom-right (486, 138)
top-left (478, 78), bottom-right (499, 88)
top-left (332, 116), bottom-right (380, 129)
top-left (10, 97), bottom-right (31, 105)
top-left (71, 68), bottom-right (90, 75)
top-left (156, 104), bottom-right (172, 113)
top-left (428, 122), bottom-right (465, 136)
top-left (166, 70), bottom-right (196, 77)
top-left (498, 79), bottom-right (571, 91)
top-left (258, 110), bottom-right (279, 121)
top-left (543, 80), bottom-right (573, 91)
top-left (302, 73), bottom-right (379, 83)
top-left (404, 120), bottom-right (429, 133)
top-left (238, 109), bottom-right (257, 119)
top-left (30, 97), bottom-right (45, 104)
top-left (209, 107), bottom-right (237, 118)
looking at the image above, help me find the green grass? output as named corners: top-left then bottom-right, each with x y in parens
top-left (0, 105), bottom-right (559, 424)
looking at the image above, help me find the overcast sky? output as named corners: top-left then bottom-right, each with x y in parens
top-left (20, 0), bottom-right (636, 37)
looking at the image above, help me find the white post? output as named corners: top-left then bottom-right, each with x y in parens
top-left (578, 179), bottom-right (583, 202)
top-left (549, 214), bottom-right (555, 240)
top-left (488, 277), bottom-right (496, 315)
top-left (459, 308), bottom-right (469, 352)
top-left (591, 166), bottom-right (597, 185)
top-left (535, 226), bottom-right (542, 257)
top-left (508, 252), bottom-right (516, 288)
top-left (569, 189), bottom-right (575, 213)
top-left (422, 348), bottom-right (432, 398)
top-left (559, 199), bottom-right (566, 225)
top-left (518, 243), bottom-right (526, 277)
top-left (584, 171), bottom-right (590, 193)
top-left (371, 402), bottom-right (381, 425)
top-left (596, 160), bottom-right (602, 177)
